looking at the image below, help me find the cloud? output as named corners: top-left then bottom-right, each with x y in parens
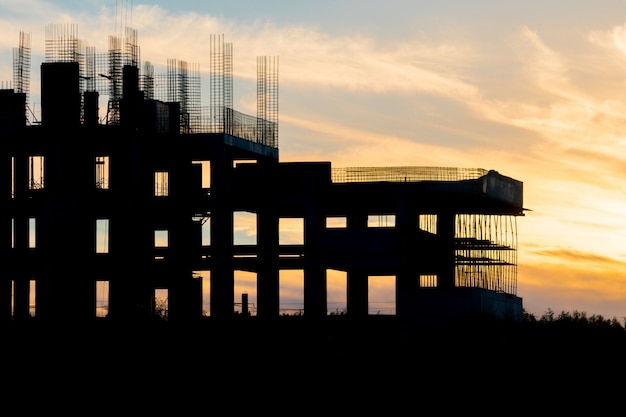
top-left (528, 247), bottom-right (626, 269)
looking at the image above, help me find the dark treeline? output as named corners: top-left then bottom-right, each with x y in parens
top-left (5, 307), bottom-right (626, 354)
top-left (4, 309), bottom-right (626, 411)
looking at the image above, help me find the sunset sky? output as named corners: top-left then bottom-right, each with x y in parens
top-left (2, 0), bottom-right (626, 319)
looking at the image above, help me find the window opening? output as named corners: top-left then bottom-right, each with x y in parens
top-left (28, 217), bottom-right (36, 248)
top-left (192, 160), bottom-right (211, 190)
top-left (194, 270), bottom-right (211, 316)
top-left (95, 280), bottom-right (110, 317)
top-left (419, 214), bottom-right (437, 234)
top-left (327, 269), bottom-right (347, 315)
top-left (154, 288), bottom-right (169, 320)
top-left (368, 275), bottom-right (396, 315)
top-left (29, 279), bottom-right (36, 317)
top-left (233, 211), bottom-right (257, 245)
top-left (279, 269), bottom-right (304, 316)
top-left (420, 274), bottom-right (438, 288)
top-left (326, 216), bottom-right (347, 228)
top-left (11, 280), bottom-right (15, 318)
top-left (28, 155), bottom-right (44, 189)
top-left (154, 171), bottom-right (169, 196)
top-left (367, 214), bottom-right (395, 228)
top-left (234, 270), bottom-right (257, 316)
top-left (96, 219), bottom-right (109, 254)
top-left (154, 229), bottom-right (169, 248)
top-left (95, 156), bottom-right (110, 189)
top-left (279, 217), bottom-right (304, 245)
top-left (11, 156), bottom-right (15, 198)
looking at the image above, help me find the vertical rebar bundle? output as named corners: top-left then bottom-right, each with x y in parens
top-left (13, 31), bottom-right (31, 97)
top-left (107, 35), bottom-right (122, 125)
top-left (454, 214), bottom-right (518, 294)
top-left (257, 56), bottom-right (278, 148)
top-left (209, 34), bottom-right (233, 133)
top-left (142, 61), bottom-right (154, 100)
top-left (84, 46), bottom-right (96, 92)
top-left (166, 59), bottom-right (201, 133)
top-left (124, 27), bottom-right (139, 68)
top-left (45, 24), bottom-right (81, 63)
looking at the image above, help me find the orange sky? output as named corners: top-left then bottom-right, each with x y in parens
top-left (2, 0), bottom-right (626, 319)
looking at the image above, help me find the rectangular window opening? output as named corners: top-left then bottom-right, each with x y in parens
top-left (11, 280), bottom-right (15, 318)
top-left (96, 280), bottom-right (110, 318)
top-left (233, 211), bottom-right (257, 246)
top-left (154, 229), bottom-right (169, 248)
top-left (325, 216), bottom-right (347, 229)
top-left (193, 160), bottom-right (211, 191)
top-left (95, 156), bottom-right (110, 189)
top-left (28, 217), bottom-right (36, 249)
top-left (367, 214), bottom-right (396, 228)
top-left (29, 279), bottom-right (36, 317)
top-left (194, 270), bottom-right (211, 317)
top-left (419, 214), bottom-right (438, 234)
top-left (279, 217), bottom-right (304, 245)
top-left (96, 219), bottom-right (110, 254)
top-left (327, 269), bottom-right (347, 315)
top-left (28, 155), bottom-right (45, 190)
top-left (154, 288), bottom-right (169, 320)
top-left (279, 269), bottom-right (304, 316)
top-left (11, 156), bottom-right (15, 198)
top-left (154, 171), bottom-right (169, 196)
top-left (420, 274), bottom-right (438, 288)
top-left (368, 275), bottom-right (396, 315)
top-left (234, 270), bottom-right (257, 316)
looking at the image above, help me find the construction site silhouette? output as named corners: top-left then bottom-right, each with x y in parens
top-left (1, 24), bottom-right (525, 332)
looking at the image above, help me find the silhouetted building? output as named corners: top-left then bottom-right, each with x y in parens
top-left (1, 25), bottom-right (525, 324)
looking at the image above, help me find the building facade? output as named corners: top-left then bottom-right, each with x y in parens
top-left (1, 26), bottom-right (525, 323)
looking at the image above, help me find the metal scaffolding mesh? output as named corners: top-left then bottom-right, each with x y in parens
top-left (13, 31), bottom-right (31, 97)
top-left (331, 166), bottom-right (488, 183)
top-left (454, 214), bottom-right (518, 295)
top-left (12, 31), bottom-right (31, 123)
top-left (257, 56), bottom-right (279, 148)
top-left (45, 24), bottom-right (81, 63)
top-left (15, 25), bottom-right (278, 145)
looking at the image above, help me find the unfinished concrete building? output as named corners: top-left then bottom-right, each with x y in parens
top-left (1, 25), bottom-right (525, 323)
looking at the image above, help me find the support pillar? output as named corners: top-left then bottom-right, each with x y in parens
top-left (304, 203), bottom-right (327, 317)
top-left (347, 269), bottom-right (368, 317)
top-left (257, 208), bottom-right (279, 318)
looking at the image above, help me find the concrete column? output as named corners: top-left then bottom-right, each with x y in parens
top-left (395, 196), bottom-right (418, 317)
top-left (438, 211), bottom-right (456, 289)
top-left (209, 147), bottom-right (235, 319)
top-left (347, 269), bottom-right (368, 317)
top-left (210, 205), bottom-right (235, 319)
top-left (396, 269), bottom-right (418, 317)
top-left (346, 210), bottom-right (369, 317)
top-left (304, 203), bottom-right (327, 317)
top-left (257, 208), bottom-right (279, 318)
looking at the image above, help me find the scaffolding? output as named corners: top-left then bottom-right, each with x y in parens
top-left (12, 31), bottom-right (31, 124)
top-left (257, 56), bottom-right (279, 148)
top-left (105, 35), bottom-right (122, 125)
top-left (163, 59), bottom-right (201, 133)
top-left (12, 25), bottom-right (278, 144)
top-left (331, 166), bottom-right (489, 183)
top-left (455, 213), bottom-right (518, 295)
top-left (142, 61), bottom-right (154, 100)
top-left (45, 24), bottom-right (81, 63)
top-left (13, 32), bottom-right (31, 100)
top-left (209, 34), bottom-right (233, 133)
top-left (124, 27), bottom-right (140, 68)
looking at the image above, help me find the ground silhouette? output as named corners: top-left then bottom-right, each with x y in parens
top-left (4, 310), bottom-right (625, 412)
